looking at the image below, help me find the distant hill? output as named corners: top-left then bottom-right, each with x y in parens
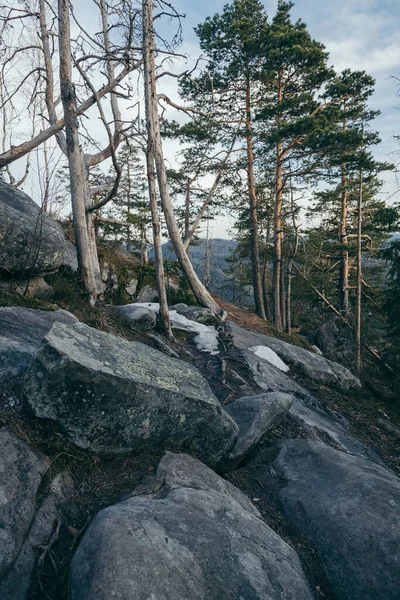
top-left (160, 239), bottom-right (253, 303)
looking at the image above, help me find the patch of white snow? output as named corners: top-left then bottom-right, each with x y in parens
top-left (133, 303), bottom-right (220, 355)
top-left (248, 345), bottom-right (290, 372)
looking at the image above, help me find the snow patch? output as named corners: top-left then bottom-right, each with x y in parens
top-left (248, 345), bottom-right (290, 372)
top-left (133, 303), bottom-right (220, 355)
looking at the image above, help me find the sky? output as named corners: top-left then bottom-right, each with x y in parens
top-left (160, 0), bottom-right (400, 237)
top-left (8, 0), bottom-right (400, 239)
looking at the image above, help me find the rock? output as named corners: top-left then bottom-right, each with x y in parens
top-left (0, 428), bottom-right (48, 579)
top-left (228, 321), bottom-right (361, 391)
top-left (228, 320), bottom-right (378, 460)
top-left (274, 440), bottom-right (400, 600)
top-left (125, 277), bottom-right (138, 297)
top-left (0, 471), bottom-right (76, 600)
top-left (314, 317), bottom-right (356, 365)
top-left (174, 304), bottom-right (219, 326)
top-left (61, 240), bottom-right (79, 272)
top-left (24, 321), bottom-right (238, 465)
top-left (117, 304), bottom-right (156, 331)
top-left (100, 261), bottom-right (118, 292)
top-left (0, 181), bottom-right (67, 279)
top-left (0, 307), bottom-right (78, 396)
top-left (135, 284), bottom-right (157, 303)
top-left (23, 276), bottom-right (54, 299)
top-left (170, 302), bottom-right (189, 312)
top-left (69, 452), bottom-right (313, 600)
top-left (222, 392), bottom-right (294, 471)
top-left (147, 333), bottom-right (180, 358)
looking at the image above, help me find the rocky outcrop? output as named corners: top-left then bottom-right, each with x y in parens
top-left (227, 321), bottom-right (378, 460)
top-left (24, 321), bottom-right (238, 465)
top-left (222, 392), bottom-right (293, 471)
top-left (274, 440), bottom-right (400, 600)
top-left (61, 240), bottom-right (79, 272)
top-left (117, 304), bottom-right (156, 331)
top-left (69, 452), bottom-right (313, 600)
top-left (0, 181), bottom-right (67, 279)
top-left (0, 428), bottom-right (48, 579)
top-left (315, 316), bottom-right (356, 365)
top-left (0, 306), bottom-right (78, 398)
top-left (228, 321), bottom-right (361, 391)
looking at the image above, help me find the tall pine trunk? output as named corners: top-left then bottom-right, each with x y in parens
top-left (273, 140), bottom-right (283, 330)
top-left (142, 0), bottom-right (220, 314)
top-left (245, 77), bottom-right (266, 320)
top-left (339, 164), bottom-right (350, 314)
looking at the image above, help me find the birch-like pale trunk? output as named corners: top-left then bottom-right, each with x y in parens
top-left (58, 0), bottom-right (97, 304)
top-left (142, 0), bottom-right (220, 314)
top-left (145, 146), bottom-right (173, 338)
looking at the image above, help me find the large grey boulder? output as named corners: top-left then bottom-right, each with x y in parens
top-left (0, 427), bottom-right (48, 579)
top-left (0, 307), bottom-right (78, 396)
top-left (274, 440), bottom-right (400, 600)
top-left (222, 392), bottom-right (294, 471)
top-left (228, 321), bottom-right (361, 391)
top-left (69, 452), bottom-right (313, 600)
top-left (0, 181), bottom-right (66, 279)
top-left (24, 321), bottom-right (238, 465)
top-left (117, 304), bottom-right (156, 331)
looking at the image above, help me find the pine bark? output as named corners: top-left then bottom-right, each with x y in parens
top-left (273, 139), bottom-right (283, 330)
top-left (245, 78), bottom-right (266, 320)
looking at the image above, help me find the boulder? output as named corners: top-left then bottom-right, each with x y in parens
top-left (61, 240), bottom-right (79, 272)
top-left (135, 284), bottom-right (157, 303)
top-left (274, 440), bottom-right (400, 600)
top-left (24, 321), bottom-right (238, 465)
top-left (0, 306), bottom-right (78, 396)
top-left (69, 452), bottom-right (313, 600)
top-left (0, 181), bottom-right (67, 279)
top-left (228, 320), bottom-right (377, 460)
top-left (228, 321), bottom-right (361, 391)
top-left (0, 471), bottom-right (75, 600)
top-left (174, 304), bottom-right (219, 326)
top-left (117, 304), bottom-right (156, 331)
top-left (315, 317), bottom-right (356, 365)
top-left (222, 392), bottom-right (294, 471)
top-left (0, 427), bottom-right (48, 579)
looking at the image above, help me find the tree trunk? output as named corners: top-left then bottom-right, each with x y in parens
top-left (356, 150), bottom-right (363, 375)
top-left (58, 0), bottom-right (97, 304)
top-left (262, 254), bottom-right (272, 320)
top-left (142, 0), bottom-right (220, 314)
top-left (185, 178), bottom-right (190, 240)
top-left (339, 164), bottom-right (350, 314)
top-left (145, 145), bottom-right (173, 338)
top-left (245, 77), bottom-right (266, 320)
top-left (273, 141), bottom-right (283, 330)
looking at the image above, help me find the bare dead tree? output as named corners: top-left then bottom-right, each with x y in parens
top-left (142, 0), bottom-right (220, 313)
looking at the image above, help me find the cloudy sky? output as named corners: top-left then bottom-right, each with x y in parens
top-left (161, 0), bottom-right (400, 236)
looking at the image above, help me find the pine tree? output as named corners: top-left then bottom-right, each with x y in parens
top-left (257, 0), bottom-right (336, 330)
top-left (180, 0), bottom-right (269, 319)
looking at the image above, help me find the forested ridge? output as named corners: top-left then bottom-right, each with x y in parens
top-left (0, 2), bottom-right (399, 599)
